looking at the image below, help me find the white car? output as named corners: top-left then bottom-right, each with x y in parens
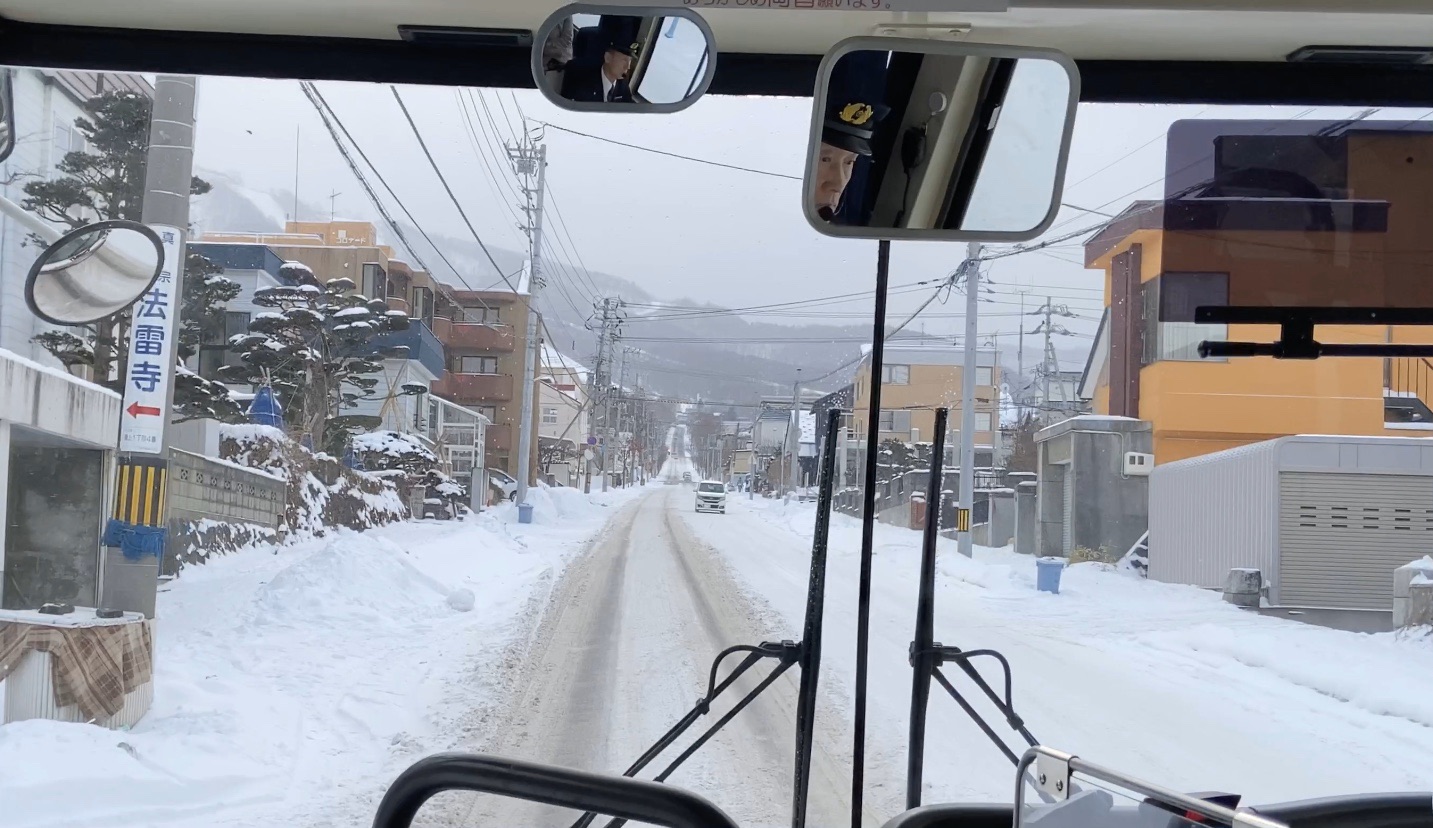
top-left (487, 468), bottom-right (518, 502)
top-left (695, 481), bottom-right (727, 514)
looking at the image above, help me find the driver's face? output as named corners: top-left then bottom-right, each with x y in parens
top-left (603, 49), bottom-right (633, 80)
top-left (814, 142), bottom-right (858, 219)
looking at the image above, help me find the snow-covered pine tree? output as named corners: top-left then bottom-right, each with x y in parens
top-left (219, 262), bottom-right (410, 454)
top-left (22, 88), bottom-right (243, 423)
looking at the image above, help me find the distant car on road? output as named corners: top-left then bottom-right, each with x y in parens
top-left (695, 480), bottom-right (726, 514)
top-left (682, 472), bottom-right (692, 484)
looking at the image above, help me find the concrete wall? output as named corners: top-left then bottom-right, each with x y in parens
top-left (165, 449), bottom-right (286, 574)
top-left (1036, 416), bottom-right (1152, 559)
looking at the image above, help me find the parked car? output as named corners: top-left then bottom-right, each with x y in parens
top-left (488, 468), bottom-right (518, 502)
top-left (695, 480), bottom-right (727, 514)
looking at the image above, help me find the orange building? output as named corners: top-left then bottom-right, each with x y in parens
top-left (1081, 124), bottom-right (1433, 464)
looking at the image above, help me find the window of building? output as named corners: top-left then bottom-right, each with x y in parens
top-left (413, 287), bottom-right (434, 327)
top-left (975, 411), bottom-right (993, 431)
top-left (478, 405), bottom-right (498, 422)
top-left (878, 409), bottom-right (912, 434)
top-left (882, 364), bottom-right (910, 385)
top-left (542, 407), bottom-right (559, 425)
top-left (463, 305), bottom-right (502, 325)
top-left (1143, 272), bottom-right (1229, 363)
top-left (459, 356), bottom-right (499, 374)
top-left (976, 366), bottom-right (993, 386)
top-left (361, 262), bottom-right (387, 300)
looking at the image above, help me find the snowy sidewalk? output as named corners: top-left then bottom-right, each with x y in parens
top-left (682, 495), bottom-right (1433, 814)
top-left (0, 484), bottom-right (643, 828)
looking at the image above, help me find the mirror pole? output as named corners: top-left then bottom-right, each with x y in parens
top-left (100, 75), bottom-right (199, 618)
top-left (957, 242), bottom-right (982, 559)
top-left (850, 238), bottom-right (891, 828)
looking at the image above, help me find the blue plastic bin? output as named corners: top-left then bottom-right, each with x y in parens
top-left (1035, 557), bottom-right (1066, 594)
top-left (518, 502), bottom-right (534, 524)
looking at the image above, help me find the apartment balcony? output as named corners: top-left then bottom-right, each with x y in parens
top-left (370, 321), bottom-right (444, 377)
top-left (432, 372), bottom-right (514, 403)
top-left (385, 297), bottom-right (411, 315)
top-left (486, 423), bottom-right (513, 452)
top-left (437, 318), bottom-right (517, 352)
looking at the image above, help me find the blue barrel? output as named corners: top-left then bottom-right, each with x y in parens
top-left (1035, 557), bottom-right (1066, 594)
top-left (517, 502), bottom-right (534, 524)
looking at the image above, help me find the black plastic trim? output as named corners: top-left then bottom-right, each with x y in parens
top-left (10, 18), bottom-right (1433, 104)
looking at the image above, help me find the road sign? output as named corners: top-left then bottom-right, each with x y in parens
top-left (118, 224), bottom-right (183, 454)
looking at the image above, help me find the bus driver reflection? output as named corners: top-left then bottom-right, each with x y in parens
top-left (814, 99), bottom-right (887, 223)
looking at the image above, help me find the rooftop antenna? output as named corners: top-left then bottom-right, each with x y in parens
top-left (328, 189), bottom-right (342, 221)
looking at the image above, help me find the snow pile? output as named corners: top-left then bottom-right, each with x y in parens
top-left (220, 424), bottom-right (406, 537)
top-left (351, 430), bottom-right (437, 464)
top-left (0, 488), bottom-right (639, 828)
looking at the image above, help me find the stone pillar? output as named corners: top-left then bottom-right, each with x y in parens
top-left (1015, 481), bottom-right (1037, 556)
top-left (988, 488), bottom-right (1016, 547)
top-left (1223, 568), bottom-right (1262, 609)
top-left (1393, 558), bottom-right (1433, 626)
top-left (1408, 580), bottom-right (1433, 627)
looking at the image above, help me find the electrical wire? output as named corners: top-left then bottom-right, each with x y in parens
top-left (299, 82), bottom-right (494, 318)
top-left (389, 86), bottom-right (521, 296)
top-left (540, 121), bottom-right (801, 181)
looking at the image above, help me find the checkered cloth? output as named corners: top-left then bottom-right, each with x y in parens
top-left (0, 619), bottom-right (153, 722)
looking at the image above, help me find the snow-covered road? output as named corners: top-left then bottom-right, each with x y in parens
top-left (431, 484), bottom-right (875, 828)
top-left (688, 494), bottom-right (1433, 817)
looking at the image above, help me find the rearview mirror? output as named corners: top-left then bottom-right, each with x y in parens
top-left (25, 220), bottom-right (165, 326)
top-left (0, 69), bottom-right (14, 166)
top-left (532, 5), bottom-right (715, 112)
top-left (805, 39), bottom-right (1079, 242)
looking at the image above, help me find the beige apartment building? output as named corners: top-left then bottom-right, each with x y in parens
top-left (851, 342), bottom-right (1002, 463)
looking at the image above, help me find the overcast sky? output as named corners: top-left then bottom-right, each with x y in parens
top-left (190, 74), bottom-right (1390, 366)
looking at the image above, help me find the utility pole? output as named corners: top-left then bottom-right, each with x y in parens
top-left (957, 243), bottom-right (982, 560)
top-left (785, 369), bottom-right (803, 497)
top-left (586, 297), bottom-right (619, 493)
top-left (1017, 291), bottom-right (1027, 409)
top-left (103, 76), bottom-right (199, 617)
top-left (509, 140), bottom-right (546, 512)
top-left (1042, 297), bottom-right (1054, 426)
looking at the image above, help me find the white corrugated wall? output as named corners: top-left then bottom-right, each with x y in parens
top-left (1149, 438), bottom-right (1281, 590)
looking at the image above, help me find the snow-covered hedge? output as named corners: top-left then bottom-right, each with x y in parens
top-left (220, 424), bottom-right (407, 536)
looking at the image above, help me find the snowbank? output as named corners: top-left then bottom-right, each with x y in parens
top-left (691, 496), bottom-right (1433, 811)
top-left (0, 486), bottom-right (644, 828)
top-left (220, 424), bottom-right (407, 536)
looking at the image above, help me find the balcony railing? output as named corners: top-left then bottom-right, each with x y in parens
top-left (439, 318), bottom-right (516, 352)
top-left (433, 372), bottom-right (514, 403)
top-left (370, 322), bottom-right (445, 378)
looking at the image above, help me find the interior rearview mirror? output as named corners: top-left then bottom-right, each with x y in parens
top-left (25, 220), bottom-right (166, 326)
top-left (0, 68), bottom-right (15, 166)
top-left (532, 5), bottom-right (715, 112)
top-left (805, 38), bottom-right (1079, 242)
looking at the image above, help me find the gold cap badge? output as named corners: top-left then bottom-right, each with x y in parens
top-left (839, 103), bottom-right (874, 126)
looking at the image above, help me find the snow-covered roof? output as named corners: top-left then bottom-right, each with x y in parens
top-left (542, 344), bottom-right (589, 379)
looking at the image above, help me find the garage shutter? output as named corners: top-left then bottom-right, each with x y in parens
top-left (1278, 472), bottom-right (1433, 610)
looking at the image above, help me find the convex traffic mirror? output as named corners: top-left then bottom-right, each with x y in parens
top-left (25, 220), bottom-right (165, 326)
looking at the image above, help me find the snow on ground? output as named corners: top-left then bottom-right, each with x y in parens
top-left (0, 485), bottom-right (643, 828)
top-left (681, 494), bottom-right (1433, 813)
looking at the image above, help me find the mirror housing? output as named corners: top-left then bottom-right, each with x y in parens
top-left (804, 38), bottom-right (1079, 242)
top-left (532, 4), bottom-right (716, 113)
top-left (25, 220), bottom-right (166, 326)
top-left (0, 68), bottom-right (15, 166)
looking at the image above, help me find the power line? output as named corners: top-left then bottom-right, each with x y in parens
top-left (541, 121), bottom-right (802, 180)
top-left (453, 90), bottom-right (527, 239)
top-left (300, 82), bottom-right (493, 316)
top-left (390, 86), bottom-right (521, 296)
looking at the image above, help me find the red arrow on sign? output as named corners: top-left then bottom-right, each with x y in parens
top-left (126, 402), bottom-right (161, 418)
